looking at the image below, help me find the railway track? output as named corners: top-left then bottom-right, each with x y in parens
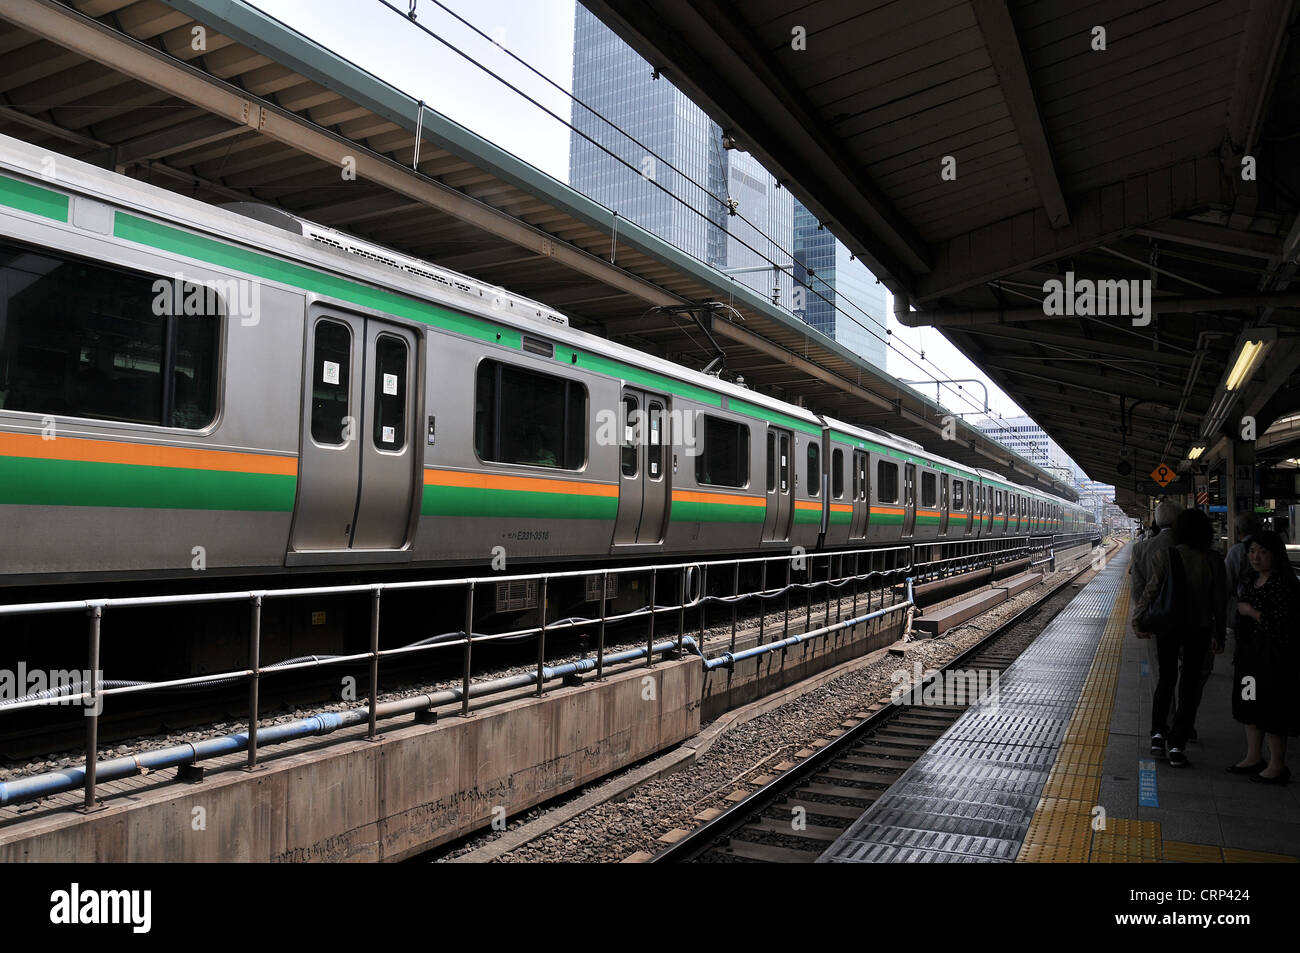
top-left (651, 548), bottom-right (1109, 863)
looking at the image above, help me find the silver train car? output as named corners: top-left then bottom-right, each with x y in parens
top-left (0, 135), bottom-right (1095, 589)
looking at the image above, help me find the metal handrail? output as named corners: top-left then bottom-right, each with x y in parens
top-left (0, 536), bottom-right (1095, 811)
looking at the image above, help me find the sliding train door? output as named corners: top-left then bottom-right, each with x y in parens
top-left (614, 388), bottom-right (669, 545)
top-left (289, 309), bottom-right (419, 560)
top-left (762, 428), bottom-right (793, 542)
top-left (939, 474), bottom-right (950, 533)
top-left (849, 449), bottom-right (869, 539)
top-left (902, 462), bottom-right (917, 536)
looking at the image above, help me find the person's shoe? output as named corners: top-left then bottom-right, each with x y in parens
top-left (1150, 733), bottom-right (1167, 757)
top-left (1168, 747), bottom-right (1188, 767)
top-left (1226, 760), bottom-right (1267, 775)
top-left (1251, 767), bottom-right (1292, 785)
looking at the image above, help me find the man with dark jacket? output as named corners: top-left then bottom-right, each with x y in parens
top-left (1130, 501), bottom-right (1182, 732)
top-left (1133, 509), bottom-right (1227, 767)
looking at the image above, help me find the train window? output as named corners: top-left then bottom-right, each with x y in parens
top-left (372, 334), bottom-right (407, 452)
top-left (621, 396), bottom-right (638, 477)
top-left (807, 443), bottom-right (820, 496)
top-left (0, 240), bottom-right (218, 428)
top-left (832, 449), bottom-right (844, 498)
top-left (311, 320), bottom-right (351, 444)
top-left (877, 461), bottom-right (899, 503)
top-left (995, 490), bottom-right (1003, 515)
top-left (953, 480), bottom-right (964, 510)
top-left (695, 415), bottom-right (749, 487)
top-left (647, 402), bottom-right (664, 480)
top-left (475, 360), bottom-right (586, 469)
top-left (766, 432), bottom-right (776, 492)
top-left (921, 471), bottom-right (936, 507)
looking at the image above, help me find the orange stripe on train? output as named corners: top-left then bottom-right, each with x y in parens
top-left (671, 488), bottom-right (764, 507)
top-left (0, 431), bottom-right (297, 476)
top-left (425, 467), bottom-right (619, 497)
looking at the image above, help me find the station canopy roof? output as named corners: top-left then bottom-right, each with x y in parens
top-left (0, 0), bottom-right (1077, 500)
top-left (581, 0), bottom-right (1300, 514)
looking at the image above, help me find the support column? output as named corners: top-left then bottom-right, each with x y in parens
top-left (1225, 439), bottom-right (1256, 547)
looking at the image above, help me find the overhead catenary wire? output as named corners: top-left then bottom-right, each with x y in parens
top-left (371, 0), bottom-right (1004, 423)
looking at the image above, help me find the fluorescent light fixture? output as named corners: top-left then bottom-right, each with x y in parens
top-left (1224, 328), bottom-right (1277, 391)
top-left (1187, 445), bottom-right (1205, 460)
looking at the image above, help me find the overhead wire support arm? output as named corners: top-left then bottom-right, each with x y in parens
top-left (650, 301), bottom-right (729, 375)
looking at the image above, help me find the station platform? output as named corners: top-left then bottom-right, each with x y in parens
top-left (820, 545), bottom-right (1300, 863)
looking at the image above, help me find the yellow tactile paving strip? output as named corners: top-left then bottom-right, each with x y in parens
top-left (1018, 564), bottom-right (1299, 864)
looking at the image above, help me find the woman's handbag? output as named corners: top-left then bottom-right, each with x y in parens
top-left (1139, 548), bottom-right (1185, 635)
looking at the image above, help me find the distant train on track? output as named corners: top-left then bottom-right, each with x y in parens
top-left (0, 134), bottom-right (1094, 591)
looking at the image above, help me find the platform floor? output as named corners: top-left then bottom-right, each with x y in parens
top-left (820, 545), bottom-right (1300, 863)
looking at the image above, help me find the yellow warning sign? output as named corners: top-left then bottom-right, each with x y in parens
top-left (1150, 463), bottom-right (1176, 487)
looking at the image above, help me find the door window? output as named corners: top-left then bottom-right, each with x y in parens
top-left (648, 402), bottom-right (663, 480)
top-left (621, 396), bottom-right (638, 477)
top-left (372, 334), bottom-right (407, 452)
top-left (311, 319), bottom-right (351, 446)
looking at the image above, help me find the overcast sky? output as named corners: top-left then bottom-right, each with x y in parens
top-left (250, 0), bottom-right (1030, 424)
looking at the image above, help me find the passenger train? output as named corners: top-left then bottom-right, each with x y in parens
top-left (0, 134), bottom-right (1095, 594)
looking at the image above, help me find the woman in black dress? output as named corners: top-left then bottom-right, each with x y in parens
top-left (1230, 531), bottom-right (1300, 783)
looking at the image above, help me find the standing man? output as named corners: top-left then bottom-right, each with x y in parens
top-left (1131, 500), bottom-right (1183, 749)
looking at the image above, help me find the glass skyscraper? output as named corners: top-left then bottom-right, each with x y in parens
top-left (792, 199), bottom-right (888, 368)
top-left (569, 6), bottom-right (791, 307)
top-left (570, 6), bottom-right (727, 268)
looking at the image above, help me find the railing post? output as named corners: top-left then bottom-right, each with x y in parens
top-left (677, 568), bottom-right (686, 655)
top-left (597, 571), bottom-right (608, 681)
top-left (367, 586), bottom-right (381, 740)
top-left (536, 576), bottom-right (548, 696)
top-left (805, 556), bottom-right (813, 632)
top-left (81, 604), bottom-right (102, 813)
top-left (852, 552), bottom-right (859, 618)
top-left (646, 567), bottom-right (657, 667)
top-left (783, 558), bottom-right (792, 637)
top-left (824, 554), bottom-right (833, 627)
top-left (729, 561), bottom-right (739, 652)
top-left (697, 565), bottom-right (708, 651)
top-left (758, 560), bottom-right (767, 642)
top-left (247, 594), bottom-right (262, 769)
top-left (461, 581), bottom-right (475, 717)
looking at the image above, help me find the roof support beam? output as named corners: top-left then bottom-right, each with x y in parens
top-left (914, 156), bottom-right (1230, 303)
top-left (903, 289), bottom-right (1300, 327)
top-left (115, 114), bottom-right (245, 164)
top-left (1134, 219), bottom-right (1282, 259)
top-left (980, 357), bottom-right (1208, 409)
top-left (1225, 0), bottom-right (1295, 156)
top-left (957, 323), bottom-right (1196, 367)
top-left (970, 0), bottom-right (1069, 229)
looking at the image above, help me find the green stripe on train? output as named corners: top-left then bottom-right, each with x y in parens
top-left (421, 485), bottom-right (618, 520)
top-left (0, 174), bottom-right (68, 222)
top-left (730, 399), bottom-right (820, 436)
top-left (794, 508), bottom-right (821, 525)
top-left (552, 346), bottom-right (722, 407)
top-left (830, 510), bottom-right (851, 526)
top-left (669, 500), bottom-right (765, 523)
top-left (0, 456), bottom-right (296, 511)
top-left (114, 213), bottom-right (522, 349)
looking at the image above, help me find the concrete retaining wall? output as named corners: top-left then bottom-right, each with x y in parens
top-left (0, 658), bottom-right (701, 862)
top-left (701, 609), bottom-right (906, 721)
